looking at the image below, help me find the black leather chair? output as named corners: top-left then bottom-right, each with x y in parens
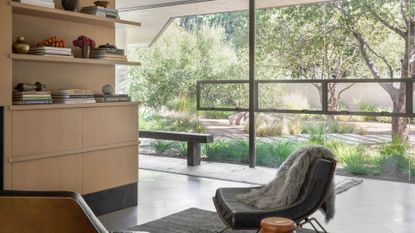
top-left (213, 157), bottom-right (336, 233)
top-left (0, 190), bottom-right (138, 233)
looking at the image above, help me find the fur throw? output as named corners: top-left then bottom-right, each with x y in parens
top-left (236, 145), bottom-right (336, 222)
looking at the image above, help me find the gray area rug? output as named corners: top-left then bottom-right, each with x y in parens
top-left (129, 208), bottom-right (320, 233)
top-left (335, 178), bottom-right (363, 194)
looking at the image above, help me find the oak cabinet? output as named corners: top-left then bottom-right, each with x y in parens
top-left (10, 103), bottom-right (139, 195)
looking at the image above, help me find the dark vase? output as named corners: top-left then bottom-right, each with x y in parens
top-left (81, 46), bottom-right (90, 59)
top-left (62, 0), bottom-right (80, 11)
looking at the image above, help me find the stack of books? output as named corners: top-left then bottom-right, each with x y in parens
top-left (80, 6), bottom-right (119, 19)
top-left (13, 0), bottom-right (55, 8)
top-left (29, 47), bottom-right (73, 57)
top-left (52, 89), bottom-right (96, 104)
top-left (94, 94), bottom-right (131, 103)
top-left (13, 91), bottom-right (53, 105)
top-left (90, 48), bottom-right (127, 61)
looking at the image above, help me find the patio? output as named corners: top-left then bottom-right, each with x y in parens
top-left (99, 157), bottom-right (415, 233)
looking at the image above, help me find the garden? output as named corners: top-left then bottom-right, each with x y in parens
top-left (119, 0), bottom-right (415, 183)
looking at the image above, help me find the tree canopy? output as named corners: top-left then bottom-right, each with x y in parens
top-left (126, 0), bottom-right (414, 140)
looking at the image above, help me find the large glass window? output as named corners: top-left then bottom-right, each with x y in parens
top-left (120, 0), bottom-right (415, 182)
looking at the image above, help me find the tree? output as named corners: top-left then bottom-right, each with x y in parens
top-left (254, 5), bottom-right (361, 112)
top-left (127, 23), bottom-right (244, 109)
top-left (335, 0), bottom-right (413, 140)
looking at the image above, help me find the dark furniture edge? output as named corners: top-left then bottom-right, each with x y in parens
top-left (0, 106), bottom-right (3, 190)
top-left (139, 130), bottom-right (213, 143)
top-left (83, 182), bottom-right (138, 216)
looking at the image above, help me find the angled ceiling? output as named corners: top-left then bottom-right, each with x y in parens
top-left (116, 0), bottom-right (331, 47)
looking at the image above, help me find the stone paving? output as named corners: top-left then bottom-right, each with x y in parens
top-left (199, 119), bottom-right (415, 144)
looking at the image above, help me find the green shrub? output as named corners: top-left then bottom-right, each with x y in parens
top-left (140, 110), bottom-right (206, 133)
top-left (327, 141), bottom-right (379, 175)
top-left (203, 139), bottom-right (298, 167)
top-left (243, 114), bottom-right (304, 137)
top-left (202, 111), bottom-right (234, 119)
top-left (357, 102), bottom-right (378, 121)
top-left (256, 140), bottom-right (299, 167)
top-left (326, 121), bottom-right (355, 134)
top-left (171, 142), bottom-right (187, 156)
top-left (203, 139), bottom-right (249, 162)
top-left (379, 140), bottom-right (411, 174)
top-left (150, 140), bottom-right (178, 154)
top-left (303, 123), bottom-right (324, 144)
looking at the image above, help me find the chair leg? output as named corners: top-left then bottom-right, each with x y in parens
top-left (298, 217), bottom-right (328, 233)
top-left (217, 226), bottom-right (229, 233)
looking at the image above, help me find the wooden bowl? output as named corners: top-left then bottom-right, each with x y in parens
top-left (94, 1), bottom-right (110, 8)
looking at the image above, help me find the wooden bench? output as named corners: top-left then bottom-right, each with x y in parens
top-left (139, 130), bottom-right (214, 166)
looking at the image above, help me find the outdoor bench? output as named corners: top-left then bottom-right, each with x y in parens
top-left (139, 130), bottom-right (214, 166)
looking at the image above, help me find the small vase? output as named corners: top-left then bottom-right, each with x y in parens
top-left (13, 36), bottom-right (30, 54)
top-left (62, 0), bottom-right (80, 11)
top-left (81, 46), bottom-right (90, 59)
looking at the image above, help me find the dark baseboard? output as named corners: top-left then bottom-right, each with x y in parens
top-left (0, 106), bottom-right (3, 190)
top-left (83, 182), bottom-right (137, 216)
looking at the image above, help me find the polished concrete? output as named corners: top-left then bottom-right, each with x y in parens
top-left (99, 167), bottom-right (415, 233)
top-left (139, 154), bottom-right (352, 184)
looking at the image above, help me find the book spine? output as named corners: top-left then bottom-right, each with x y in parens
top-left (13, 100), bottom-right (53, 105)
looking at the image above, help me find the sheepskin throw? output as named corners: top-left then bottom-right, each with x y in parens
top-left (237, 145), bottom-right (337, 222)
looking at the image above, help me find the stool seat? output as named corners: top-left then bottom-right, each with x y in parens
top-left (260, 217), bottom-right (296, 233)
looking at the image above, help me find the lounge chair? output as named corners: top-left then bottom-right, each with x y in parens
top-left (213, 157), bottom-right (336, 233)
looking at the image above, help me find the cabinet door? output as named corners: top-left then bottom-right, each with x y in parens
top-left (11, 154), bottom-right (83, 193)
top-left (82, 146), bottom-right (138, 194)
top-left (82, 105), bottom-right (138, 148)
top-left (12, 109), bottom-right (82, 156)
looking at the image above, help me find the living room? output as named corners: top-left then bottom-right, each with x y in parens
top-left (1, 0), bottom-right (414, 233)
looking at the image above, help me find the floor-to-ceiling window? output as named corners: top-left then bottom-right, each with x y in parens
top-left (118, 0), bottom-right (415, 183)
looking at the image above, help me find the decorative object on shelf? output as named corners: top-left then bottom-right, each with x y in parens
top-left (94, 84), bottom-right (131, 103)
top-left (94, 94), bottom-right (131, 103)
top-left (81, 46), bottom-right (90, 59)
top-left (13, 36), bottom-right (30, 54)
top-left (37, 36), bottom-right (66, 48)
top-left (62, 0), bottom-right (79, 11)
top-left (52, 89), bottom-right (96, 104)
top-left (80, 5), bottom-right (119, 19)
top-left (98, 43), bottom-right (117, 49)
top-left (102, 84), bottom-right (113, 95)
top-left (13, 90), bottom-right (52, 105)
top-left (13, 0), bottom-right (55, 8)
top-left (94, 1), bottom-right (110, 8)
top-left (91, 44), bottom-right (127, 61)
top-left (14, 82), bottom-right (46, 92)
top-left (29, 46), bottom-right (73, 57)
top-left (73, 35), bottom-right (96, 59)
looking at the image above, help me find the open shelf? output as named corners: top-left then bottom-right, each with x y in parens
top-left (10, 1), bottom-right (141, 28)
top-left (11, 53), bottom-right (141, 66)
top-left (10, 102), bottom-right (141, 111)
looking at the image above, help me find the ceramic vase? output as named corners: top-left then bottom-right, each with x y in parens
top-left (62, 0), bottom-right (80, 11)
top-left (13, 36), bottom-right (30, 54)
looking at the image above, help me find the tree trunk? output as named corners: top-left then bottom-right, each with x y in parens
top-left (391, 84), bottom-right (409, 141)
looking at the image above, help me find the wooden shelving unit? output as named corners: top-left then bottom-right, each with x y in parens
top-left (9, 1), bottom-right (141, 28)
top-left (1, 0), bottom-right (141, 213)
top-left (11, 53), bottom-right (142, 66)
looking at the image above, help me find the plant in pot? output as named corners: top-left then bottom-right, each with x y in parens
top-left (72, 36), bottom-right (96, 59)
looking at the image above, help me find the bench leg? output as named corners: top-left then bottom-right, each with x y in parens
top-left (187, 142), bottom-right (201, 166)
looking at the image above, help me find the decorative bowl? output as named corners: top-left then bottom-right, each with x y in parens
top-left (94, 1), bottom-right (110, 8)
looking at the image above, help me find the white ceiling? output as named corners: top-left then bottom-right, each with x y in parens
top-left (116, 0), bottom-right (332, 47)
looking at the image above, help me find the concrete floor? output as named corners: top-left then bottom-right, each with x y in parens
top-left (99, 167), bottom-right (415, 233)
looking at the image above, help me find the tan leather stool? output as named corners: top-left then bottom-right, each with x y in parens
top-left (260, 217), bottom-right (296, 233)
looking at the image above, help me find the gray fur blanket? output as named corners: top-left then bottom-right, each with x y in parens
top-left (237, 145), bottom-right (336, 222)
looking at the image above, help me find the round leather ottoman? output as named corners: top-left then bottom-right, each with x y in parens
top-left (260, 217), bottom-right (296, 233)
